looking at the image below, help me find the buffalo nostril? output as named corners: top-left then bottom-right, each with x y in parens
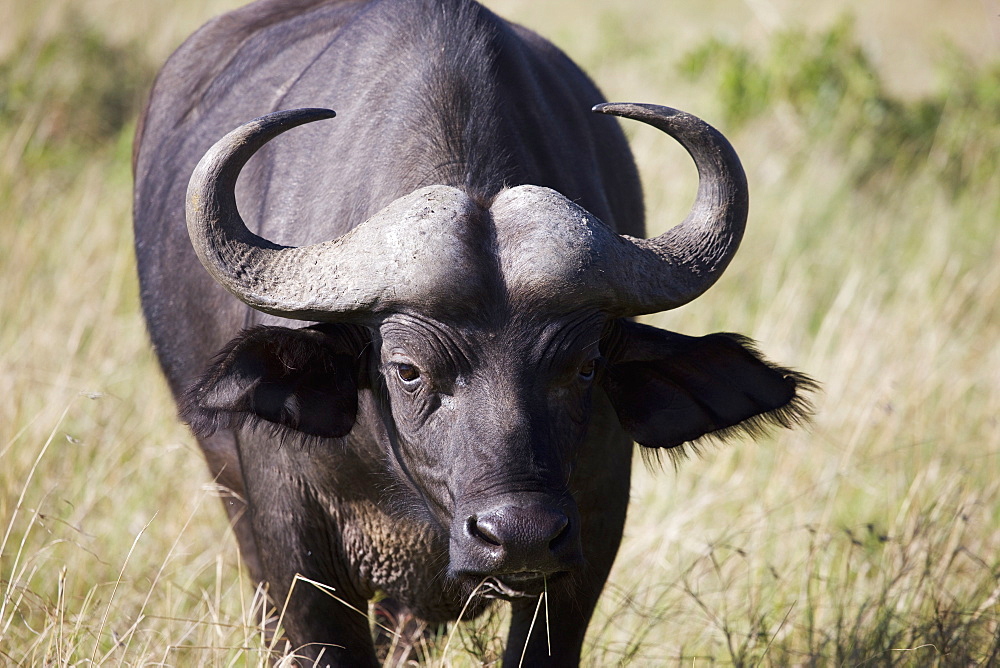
top-left (541, 513), bottom-right (569, 548)
top-left (467, 515), bottom-right (502, 546)
top-left (547, 514), bottom-right (570, 547)
top-left (467, 506), bottom-right (570, 556)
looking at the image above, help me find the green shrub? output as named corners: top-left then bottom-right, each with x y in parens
top-left (0, 10), bottom-right (155, 168)
top-left (680, 18), bottom-right (1000, 198)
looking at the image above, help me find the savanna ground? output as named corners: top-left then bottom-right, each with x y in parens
top-left (2, 0), bottom-right (998, 665)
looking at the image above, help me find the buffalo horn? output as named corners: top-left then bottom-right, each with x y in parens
top-left (185, 108), bottom-right (478, 321)
top-left (187, 105), bottom-right (747, 321)
top-left (593, 103), bottom-right (748, 314)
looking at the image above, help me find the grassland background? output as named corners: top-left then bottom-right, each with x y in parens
top-left (1, 0), bottom-right (998, 665)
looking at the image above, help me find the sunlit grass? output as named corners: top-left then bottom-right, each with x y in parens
top-left (2, 0), bottom-right (997, 665)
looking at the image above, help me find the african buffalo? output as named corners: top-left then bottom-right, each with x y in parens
top-left (132, 0), bottom-right (813, 664)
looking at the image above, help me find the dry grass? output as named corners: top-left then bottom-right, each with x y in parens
top-left (2, 0), bottom-right (998, 665)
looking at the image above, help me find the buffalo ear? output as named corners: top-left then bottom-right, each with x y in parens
top-left (182, 324), bottom-right (369, 439)
top-left (601, 321), bottom-right (815, 450)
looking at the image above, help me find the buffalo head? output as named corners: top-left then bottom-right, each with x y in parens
top-left (180, 104), bottom-right (812, 597)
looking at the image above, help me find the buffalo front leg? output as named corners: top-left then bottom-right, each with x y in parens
top-left (373, 597), bottom-right (439, 666)
top-left (239, 438), bottom-right (379, 667)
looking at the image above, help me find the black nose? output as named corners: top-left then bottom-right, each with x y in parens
top-left (464, 505), bottom-right (573, 572)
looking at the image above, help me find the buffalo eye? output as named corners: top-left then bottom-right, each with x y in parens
top-left (396, 363), bottom-right (421, 385)
top-left (579, 358), bottom-right (598, 382)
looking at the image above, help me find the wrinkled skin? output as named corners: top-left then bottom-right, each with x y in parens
top-left (133, 0), bottom-right (813, 665)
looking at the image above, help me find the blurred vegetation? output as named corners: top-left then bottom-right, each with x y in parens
top-left (680, 18), bottom-right (1000, 198)
top-left (1, 1), bottom-right (998, 665)
top-left (0, 10), bottom-right (154, 175)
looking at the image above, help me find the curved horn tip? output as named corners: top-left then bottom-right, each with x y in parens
top-left (246, 107), bottom-right (337, 131)
top-left (588, 101), bottom-right (748, 314)
top-left (198, 108), bottom-right (339, 169)
top-left (264, 107), bottom-right (336, 122)
top-left (592, 102), bottom-right (689, 124)
top-left (592, 102), bottom-right (627, 116)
